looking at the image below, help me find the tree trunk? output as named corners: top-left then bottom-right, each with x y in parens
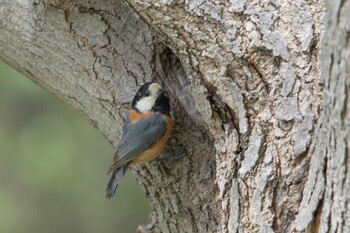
top-left (0, 0), bottom-right (349, 232)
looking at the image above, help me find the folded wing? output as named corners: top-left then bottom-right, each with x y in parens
top-left (106, 113), bottom-right (167, 174)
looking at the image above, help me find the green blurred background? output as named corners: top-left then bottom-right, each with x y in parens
top-left (0, 61), bottom-right (150, 233)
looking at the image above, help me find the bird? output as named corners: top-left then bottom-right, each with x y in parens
top-left (105, 82), bottom-right (174, 199)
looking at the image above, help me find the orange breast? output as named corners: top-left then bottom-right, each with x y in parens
top-left (132, 115), bottom-right (174, 164)
top-left (129, 109), bottom-right (153, 123)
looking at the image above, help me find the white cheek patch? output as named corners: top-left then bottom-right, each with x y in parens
top-left (135, 96), bottom-right (156, 113)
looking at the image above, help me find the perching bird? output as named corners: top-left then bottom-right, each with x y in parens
top-left (105, 82), bottom-right (174, 199)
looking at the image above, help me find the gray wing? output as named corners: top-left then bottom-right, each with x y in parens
top-left (107, 113), bottom-right (167, 172)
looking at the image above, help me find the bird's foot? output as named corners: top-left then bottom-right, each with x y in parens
top-left (158, 145), bottom-right (187, 163)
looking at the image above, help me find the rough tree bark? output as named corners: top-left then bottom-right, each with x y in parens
top-left (0, 0), bottom-right (349, 232)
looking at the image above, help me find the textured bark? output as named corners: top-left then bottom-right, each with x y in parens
top-left (0, 0), bottom-right (348, 232)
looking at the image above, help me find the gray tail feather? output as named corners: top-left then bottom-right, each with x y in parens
top-left (105, 166), bottom-right (125, 199)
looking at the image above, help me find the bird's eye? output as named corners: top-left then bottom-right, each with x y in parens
top-left (144, 90), bottom-right (150, 96)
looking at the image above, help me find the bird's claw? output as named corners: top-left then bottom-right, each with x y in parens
top-left (158, 145), bottom-right (187, 163)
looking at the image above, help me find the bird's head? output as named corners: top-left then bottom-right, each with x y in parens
top-left (132, 82), bottom-right (170, 115)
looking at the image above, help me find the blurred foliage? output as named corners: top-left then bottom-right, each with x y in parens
top-left (0, 61), bottom-right (150, 233)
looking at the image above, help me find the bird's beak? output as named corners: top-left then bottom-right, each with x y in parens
top-left (157, 88), bottom-right (166, 96)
